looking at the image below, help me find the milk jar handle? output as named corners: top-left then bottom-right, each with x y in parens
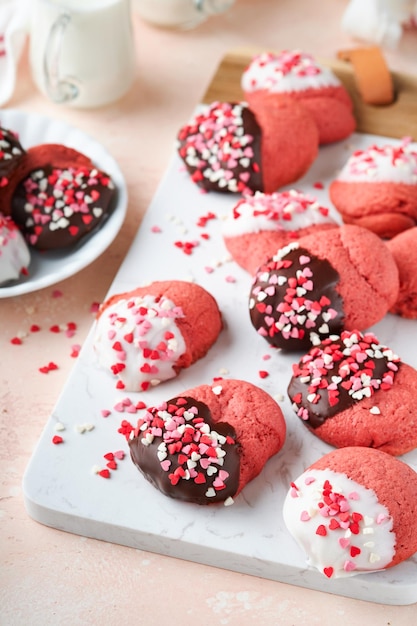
top-left (44, 13), bottom-right (79, 104)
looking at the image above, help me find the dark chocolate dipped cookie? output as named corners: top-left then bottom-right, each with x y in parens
top-left (129, 379), bottom-right (286, 504)
top-left (287, 329), bottom-right (417, 456)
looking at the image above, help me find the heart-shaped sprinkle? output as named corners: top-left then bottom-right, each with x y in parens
top-left (350, 546), bottom-right (361, 557)
top-left (316, 524), bottom-right (327, 536)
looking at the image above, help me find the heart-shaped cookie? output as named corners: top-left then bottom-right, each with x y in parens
top-left (288, 329), bottom-right (417, 456)
top-left (283, 447), bottom-right (417, 577)
top-left (223, 190), bottom-right (338, 275)
top-left (94, 280), bottom-right (223, 392)
top-left (128, 379), bottom-right (286, 504)
top-left (10, 145), bottom-right (115, 250)
top-left (176, 100), bottom-right (318, 195)
top-left (242, 50), bottom-right (356, 145)
top-left (329, 140), bottom-right (417, 239)
top-left (249, 243), bottom-right (344, 350)
top-left (0, 126), bottom-right (25, 191)
top-left (249, 225), bottom-right (400, 350)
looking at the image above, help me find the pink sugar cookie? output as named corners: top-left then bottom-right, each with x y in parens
top-left (222, 190), bottom-right (338, 274)
top-left (129, 379), bottom-right (286, 504)
top-left (94, 280), bottom-right (222, 392)
top-left (288, 329), bottom-right (417, 456)
top-left (283, 447), bottom-right (417, 578)
top-left (249, 225), bottom-right (399, 351)
top-left (242, 50), bottom-right (355, 145)
top-left (386, 226), bottom-right (417, 319)
top-left (329, 140), bottom-right (417, 239)
top-left (176, 100), bottom-right (318, 195)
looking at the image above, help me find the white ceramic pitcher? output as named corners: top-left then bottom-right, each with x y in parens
top-left (29, 0), bottom-right (136, 108)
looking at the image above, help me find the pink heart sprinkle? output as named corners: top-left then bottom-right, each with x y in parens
top-left (114, 450), bottom-right (125, 459)
top-left (339, 538), bottom-right (350, 549)
top-left (344, 560), bottom-right (356, 572)
top-left (160, 460), bottom-right (171, 472)
top-left (304, 476), bottom-right (316, 485)
top-left (355, 352), bottom-right (368, 363)
top-left (300, 510), bottom-right (311, 521)
top-left (299, 255), bottom-right (311, 265)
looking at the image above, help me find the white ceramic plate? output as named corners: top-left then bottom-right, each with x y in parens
top-left (0, 109), bottom-right (128, 298)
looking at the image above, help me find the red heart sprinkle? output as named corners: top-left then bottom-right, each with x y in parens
top-left (350, 546), bottom-right (361, 557)
top-left (52, 435), bottom-right (64, 445)
top-left (99, 469), bottom-right (111, 479)
top-left (323, 567), bottom-right (334, 578)
top-left (316, 524), bottom-right (327, 536)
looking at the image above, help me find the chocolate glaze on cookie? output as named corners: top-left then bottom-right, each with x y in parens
top-left (129, 395), bottom-right (240, 504)
top-left (288, 330), bottom-right (402, 428)
top-left (249, 243), bottom-right (344, 350)
top-left (0, 127), bottom-right (25, 187)
top-left (177, 101), bottom-right (263, 194)
top-left (11, 163), bottom-right (115, 250)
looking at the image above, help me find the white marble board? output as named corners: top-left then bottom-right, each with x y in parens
top-left (23, 132), bottom-right (417, 606)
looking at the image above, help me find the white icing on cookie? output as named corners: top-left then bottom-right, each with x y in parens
top-left (242, 51), bottom-right (341, 94)
top-left (0, 215), bottom-right (30, 285)
top-left (283, 468), bottom-right (395, 578)
top-left (336, 140), bottom-right (417, 184)
top-left (222, 190), bottom-right (336, 237)
top-left (94, 294), bottom-right (186, 391)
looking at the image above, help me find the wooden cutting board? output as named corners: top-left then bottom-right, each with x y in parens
top-left (202, 47), bottom-right (417, 140)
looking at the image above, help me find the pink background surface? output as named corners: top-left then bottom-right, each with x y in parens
top-left (1, 1), bottom-right (417, 623)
